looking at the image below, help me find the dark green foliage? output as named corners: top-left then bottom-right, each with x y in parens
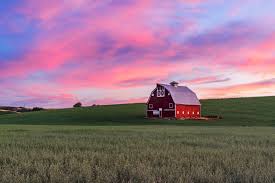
top-left (0, 96), bottom-right (274, 126)
top-left (73, 102), bottom-right (82, 108)
top-left (32, 107), bottom-right (45, 112)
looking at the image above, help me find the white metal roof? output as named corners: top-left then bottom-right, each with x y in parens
top-left (160, 84), bottom-right (201, 105)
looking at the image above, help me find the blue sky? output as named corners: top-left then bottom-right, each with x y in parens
top-left (0, 0), bottom-right (274, 107)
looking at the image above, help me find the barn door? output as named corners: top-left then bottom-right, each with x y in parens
top-left (159, 108), bottom-right (163, 118)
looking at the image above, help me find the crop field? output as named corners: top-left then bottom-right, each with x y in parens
top-left (0, 96), bottom-right (274, 182)
top-left (0, 125), bottom-right (274, 183)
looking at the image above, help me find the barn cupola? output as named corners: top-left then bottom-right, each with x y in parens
top-left (170, 81), bottom-right (179, 87)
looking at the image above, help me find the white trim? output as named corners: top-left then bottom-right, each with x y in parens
top-left (157, 87), bottom-right (165, 97)
top-left (169, 103), bottom-right (174, 108)
top-left (153, 110), bottom-right (160, 115)
top-left (159, 108), bottom-right (163, 118)
top-left (146, 88), bottom-right (157, 104)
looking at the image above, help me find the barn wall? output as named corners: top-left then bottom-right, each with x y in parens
top-left (147, 85), bottom-right (175, 118)
top-left (147, 111), bottom-right (154, 118)
top-left (176, 104), bottom-right (201, 119)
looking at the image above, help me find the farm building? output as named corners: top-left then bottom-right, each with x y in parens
top-left (147, 81), bottom-right (201, 119)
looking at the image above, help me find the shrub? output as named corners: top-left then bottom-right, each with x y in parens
top-left (73, 102), bottom-right (82, 108)
top-left (32, 107), bottom-right (44, 112)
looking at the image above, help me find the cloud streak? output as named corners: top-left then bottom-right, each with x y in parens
top-left (0, 0), bottom-right (275, 107)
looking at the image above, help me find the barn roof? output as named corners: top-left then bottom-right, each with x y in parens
top-left (159, 84), bottom-right (201, 105)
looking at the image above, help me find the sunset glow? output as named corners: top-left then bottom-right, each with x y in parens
top-left (1, 0), bottom-right (275, 107)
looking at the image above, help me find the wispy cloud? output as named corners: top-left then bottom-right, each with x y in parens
top-left (0, 0), bottom-right (275, 107)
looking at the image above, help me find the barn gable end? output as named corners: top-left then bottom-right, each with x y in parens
top-left (147, 84), bottom-right (175, 118)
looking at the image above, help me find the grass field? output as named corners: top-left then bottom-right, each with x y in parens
top-left (0, 96), bottom-right (274, 182)
top-left (0, 125), bottom-right (274, 182)
top-left (0, 96), bottom-right (275, 126)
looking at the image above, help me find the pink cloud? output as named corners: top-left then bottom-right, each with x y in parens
top-left (87, 97), bottom-right (147, 105)
top-left (1, 0), bottom-right (275, 107)
top-left (200, 78), bottom-right (275, 98)
top-left (180, 76), bottom-right (230, 85)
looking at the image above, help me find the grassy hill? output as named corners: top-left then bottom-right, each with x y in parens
top-left (0, 96), bottom-right (274, 126)
top-left (0, 110), bottom-right (15, 115)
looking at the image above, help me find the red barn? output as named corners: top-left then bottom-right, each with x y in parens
top-left (147, 81), bottom-right (201, 119)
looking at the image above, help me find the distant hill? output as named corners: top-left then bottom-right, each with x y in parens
top-left (0, 96), bottom-right (274, 126)
top-left (0, 106), bottom-right (32, 114)
top-left (0, 110), bottom-right (14, 115)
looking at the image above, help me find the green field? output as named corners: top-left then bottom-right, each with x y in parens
top-left (0, 111), bottom-right (14, 115)
top-left (0, 96), bottom-right (274, 126)
top-left (0, 97), bottom-right (274, 182)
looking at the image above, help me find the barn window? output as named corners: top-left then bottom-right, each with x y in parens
top-left (187, 111), bottom-right (189, 114)
top-left (182, 111), bottom-right (185, 114)
top-left (157, 87), bottom-right (165, 97)
top-left (192, 112), bottom-right (194, 115)
top-left (151, 93), bottom-right (154, 96)
top-left (169, 103), bottom-right (174, 108)
top-left (149, 104), bottom-right (153, 109)
top-left (177, 111), bottom-right (179, 114)
top-left (153, 110), bottom-right (160, 115)
top-left (197, 112), bottom-right (200, 115)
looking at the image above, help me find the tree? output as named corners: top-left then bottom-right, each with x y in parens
top-left (73, 102), bottom-right (82, 108)
top-left (32, 107), bottom-right (44, 111)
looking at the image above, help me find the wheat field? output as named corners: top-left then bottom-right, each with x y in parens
top-left (0, 125), bottom-right (274, 183)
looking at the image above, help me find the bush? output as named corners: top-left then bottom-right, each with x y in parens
top-left (32, 107), bottom-right (44, 112)
top-left (17, 107), bottom-right (32, 113)
top-left (73, 102), bottom-right (82, 108)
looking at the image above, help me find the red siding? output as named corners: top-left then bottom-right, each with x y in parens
top-left (175, 104), bottom-right (201, 119)
top-left (147, 84), bottom-right (201, 119)
top-left (147, 85), bottom-right (175, 118)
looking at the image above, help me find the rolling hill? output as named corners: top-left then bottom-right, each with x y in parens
top-left (0, 96), bottom-right (274, 126)
top-left (0, 111), bottom-right (14, 115)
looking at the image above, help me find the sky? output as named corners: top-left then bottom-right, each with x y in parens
top-left (0, 0), bottom-right (275, 108)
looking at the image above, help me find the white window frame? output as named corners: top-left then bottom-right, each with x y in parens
top-left (149, 104), bottom-right (153, 109)
top-left (153, 110), bottom-right (160, 115)
top-left (157, 87), bottom-right (165, 97)
top-left (169, 103), bottom-right (174, 108)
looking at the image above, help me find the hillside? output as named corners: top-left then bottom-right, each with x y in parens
top-left (0, 96), bottom-right (274, 126)
top-left (0, 111), bottom-right (14, 115)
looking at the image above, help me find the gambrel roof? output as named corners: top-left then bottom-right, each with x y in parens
top-left (159, 84), bottom-right (201, 105)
